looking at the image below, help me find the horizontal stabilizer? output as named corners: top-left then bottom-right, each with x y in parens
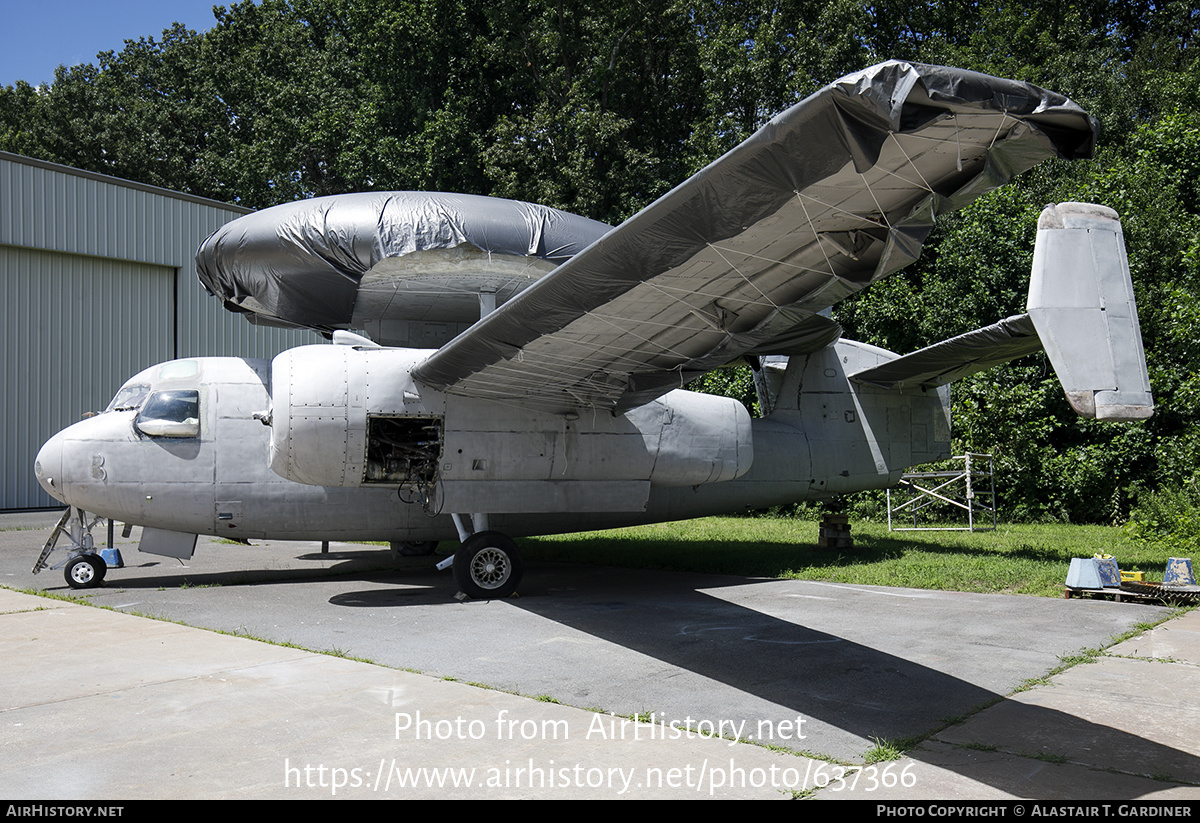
top-left (850, 314), bottom-right (1041, 390)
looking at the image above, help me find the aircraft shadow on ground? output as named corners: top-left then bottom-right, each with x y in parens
top-left (500, 573), bottom-right (1200, 795)
top-left (46, 551), bottom-right (442, 591)
top-left (46, 546), bottom-right (1199, 795)
top-left (328, 558), bottom-right (1198, 795)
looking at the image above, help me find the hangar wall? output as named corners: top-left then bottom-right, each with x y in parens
top-left (0, 152), bottom-right (317, 509)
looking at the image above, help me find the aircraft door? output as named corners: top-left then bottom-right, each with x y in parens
top-left (212, 358), bottom-right (274, 535)
top-left (123, 365), bottom-right (216, 533)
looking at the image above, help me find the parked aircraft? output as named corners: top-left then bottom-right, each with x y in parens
top-left (32, 62), bottom-right (1152, 598)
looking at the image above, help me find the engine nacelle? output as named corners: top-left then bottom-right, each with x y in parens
top-left (267, 344), bottom-right (753, 512)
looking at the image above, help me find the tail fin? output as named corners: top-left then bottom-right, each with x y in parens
top-left (849, 202), bottom-right (1153, 422)
top-left (1027, 202), bottom-right (1153, 420)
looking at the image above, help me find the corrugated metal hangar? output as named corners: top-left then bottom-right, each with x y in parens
top-left (1, 152), bottom-right (315, 509)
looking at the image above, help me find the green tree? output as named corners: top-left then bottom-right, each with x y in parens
top-left (478, 0), bottom-right (705, 222)
top-left (2, 0), bottom-right (1198, 520)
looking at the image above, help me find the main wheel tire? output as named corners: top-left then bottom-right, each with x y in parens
top-left (398, 540), bottom-right (438, 556)
top-left (452, 531), bottom-right (522, 600)
top-left (64, 555), bottom-right (103, 589)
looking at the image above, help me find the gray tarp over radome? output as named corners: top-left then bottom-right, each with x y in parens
top-left (195, 192), bottom-right (613, 333)
top-left (197, 61), bottom-right (1098, 414)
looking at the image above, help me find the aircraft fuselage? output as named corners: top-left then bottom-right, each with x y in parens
top-left (34, 339), bottom-right (950, 544)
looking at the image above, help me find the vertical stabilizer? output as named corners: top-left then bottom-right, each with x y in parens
top-left (1027, 202), bottom-right (1153, 420)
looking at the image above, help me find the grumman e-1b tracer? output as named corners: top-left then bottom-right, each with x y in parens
top-left (33, 61), bottom-right (1153, 598)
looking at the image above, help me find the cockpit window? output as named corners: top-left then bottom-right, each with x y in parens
top-left (158, 360), bottom-right (199, 381)
top-left (107, 383), bottom-right (151, 412)
top-left (135, 390), bottom-right (200, 438)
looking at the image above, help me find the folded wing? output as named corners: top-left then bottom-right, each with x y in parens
top-left (412, 61), bottom-right (1098, 414)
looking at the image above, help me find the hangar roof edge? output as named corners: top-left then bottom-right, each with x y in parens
top-left (0, 151), bottom-right (253, 215)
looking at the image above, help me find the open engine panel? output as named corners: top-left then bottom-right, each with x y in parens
top-left (364, 415), bottom-right (443, 487)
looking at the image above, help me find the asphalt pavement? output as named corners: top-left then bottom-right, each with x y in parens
top-left (2, 511), bottom-right (1198, 800)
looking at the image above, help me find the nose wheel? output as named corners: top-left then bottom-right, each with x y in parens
top-left (64, 554), bottom-right (106, 589)
top-left (452, 530), bottom-right (523, 600)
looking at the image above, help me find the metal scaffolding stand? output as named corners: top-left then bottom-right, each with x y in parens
top-left (887, 453), bottom-right (997, 532)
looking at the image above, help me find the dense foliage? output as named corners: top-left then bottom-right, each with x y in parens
top-left (3, 0), bottom-right (1197, 521)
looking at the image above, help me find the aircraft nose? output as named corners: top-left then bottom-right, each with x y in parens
top-left (34, 431), bottom-right (66, 502)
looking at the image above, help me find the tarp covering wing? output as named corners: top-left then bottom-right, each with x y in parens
top-left (413, 61), bottom-right (1097, 413)
top-left (849, 314), bottom-right (1042, 390)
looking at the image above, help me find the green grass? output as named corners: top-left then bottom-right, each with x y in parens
top-left (863, 736), bottom-right (907, 764)
top-left (520, 517), bottom-right (1170, 597)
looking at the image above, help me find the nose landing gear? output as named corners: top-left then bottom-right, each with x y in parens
top-left (33, 507), bottom-right (112, 589)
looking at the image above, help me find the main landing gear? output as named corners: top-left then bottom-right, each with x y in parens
top-left (446, 514), bottom-right (523, 600)
top-left (394, 540), bottom-right (438, 557)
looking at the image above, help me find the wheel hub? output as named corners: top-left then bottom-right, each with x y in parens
top-left (69, 558), bottom-right (96, 585)
top-left (471, 548), bottom-right (509, 589)
top-left (452, 529), bottom-right (523, 600)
